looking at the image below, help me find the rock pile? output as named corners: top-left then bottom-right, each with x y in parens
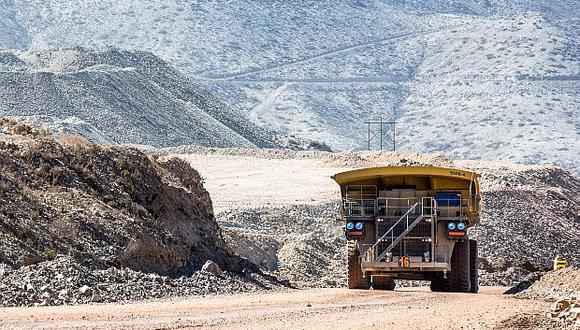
top-left (218, 203), bottom-right (346, 288)
top-left (0, 48), bottom-right (281, 149)
top-left (550, 296), bottom-right (580, 327)
top-left (0, 118), bottom-right (257, 275)
top-left (0, 255), bottom-right (282, 307)
top-left (481, 259), bottom-right (547, 288)
top-left (515, 267), bottom-right (580, 301)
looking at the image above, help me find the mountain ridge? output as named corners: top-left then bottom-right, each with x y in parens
top-left (0, 0), bottom-right (577, 171)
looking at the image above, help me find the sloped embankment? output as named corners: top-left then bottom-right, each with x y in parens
top-left (0, 118), bottom-right (282, 306)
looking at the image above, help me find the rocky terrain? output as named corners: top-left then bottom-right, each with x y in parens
top-left (515, 267), bottom-right (580, 301)
top-left (219, 203), bottom-right (345, 288)
top-left (0, 255), bottom-right (281, 307)
top-left (0, 118), bottom-right (285, 307)
top-left (512, 267), bottom-right (580, 328)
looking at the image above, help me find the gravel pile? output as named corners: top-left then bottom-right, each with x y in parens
top-left (0, 255), bottom-right (283, 307)
top-left (0, 48), bottom-right (280, 149)
top-left (218, 203), bottom-right (346, 288)
top-left (515, 267), bottom-right (580, 301)
top-left (467, 163), bottom-right (580, 268)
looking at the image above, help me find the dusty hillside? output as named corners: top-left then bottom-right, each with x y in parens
top-left (0, 118), bottom-right (284, 306)
top-left (1, 1), bottom-right (577, 173)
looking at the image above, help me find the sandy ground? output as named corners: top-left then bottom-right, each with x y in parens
top-left (177, 154), bottom-right (347, 212)
top-left (0, 287), bottom-right (548, 330)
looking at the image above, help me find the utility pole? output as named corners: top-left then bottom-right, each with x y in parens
top-left (393, 120), bottom-right (396, 151)
top-left (379, 118), bottom-right (383, 151)
top-left (367, 120), bottom-right (371, 150)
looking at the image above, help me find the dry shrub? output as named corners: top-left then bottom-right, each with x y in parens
top-left (0, 117), bottom-right (18, 127)
top-left (8, 124), bottom-right (32, 136)
top-left (52, 217), bottom-right (79, 239)
top-left (57, 133), bottom-right (90, 147)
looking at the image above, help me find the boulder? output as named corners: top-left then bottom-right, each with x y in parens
top-left (202, 260), bottom-right (222, 275)
top-left (25, 283), bottom-right (35, 293)
top-left (78, 285), bottom-right (92, 296)
top-left (552, 299), bottom-right (572, 313)
top-left (91, 292), bottom-right (103, 303)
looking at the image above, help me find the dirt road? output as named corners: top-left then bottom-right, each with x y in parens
top-left (0, 287), bottom-right (548, 329)
top-left (176, 153), bottom-right (345, 212)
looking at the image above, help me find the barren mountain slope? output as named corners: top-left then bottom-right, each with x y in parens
top-left (1, 1), bottom-right (577, 171)
top-left (0, 48), bottom-right (280, 149)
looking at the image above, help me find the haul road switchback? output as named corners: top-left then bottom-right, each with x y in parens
top-left (332, 166), bottom-right (482, 292)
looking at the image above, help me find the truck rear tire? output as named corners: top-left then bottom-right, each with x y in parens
top-left (429, 273), bottom-right (449, 292)
top-left (449, 239), bottom-right (471, 292)
top-left (347, 241), bottom-right (370, 289)
top-left (469, 239), bottom-right (479, 293)
top-left (372, 276), bottom-right (396, 290)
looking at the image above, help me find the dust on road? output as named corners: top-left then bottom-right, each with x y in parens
top-left (1, 287), bottom-right (548, 330)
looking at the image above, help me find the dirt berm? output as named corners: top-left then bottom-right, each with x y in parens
top-left (0, 118), bottom-right (255, 276)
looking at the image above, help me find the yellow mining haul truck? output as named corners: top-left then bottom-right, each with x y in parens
top-left (332, 166), bottom-right (482, 293)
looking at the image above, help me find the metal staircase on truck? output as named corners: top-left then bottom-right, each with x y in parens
top-left (363, 197), bottom-right (437, 263)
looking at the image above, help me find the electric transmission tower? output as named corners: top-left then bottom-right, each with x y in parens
top-left (364, 118), bottom-right (396, 151)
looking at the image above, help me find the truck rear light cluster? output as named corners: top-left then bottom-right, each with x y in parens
top-left (345, 221), bottom-right (365, 239)
top-left (346, 222), bottom-right (364, 231)
top-left (447, 221), bottom-right (467, 237)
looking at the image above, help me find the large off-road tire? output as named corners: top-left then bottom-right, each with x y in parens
top-left (449, 239), bottom-right (471, 292)
top-left (347, 241), bottom-right (370, 289)
top-left (372, 276), bottom-right (396, 291)
top-left (469, 239), bottom-right (479, 293)
top-left (429, 273), bottom-right (449, 292)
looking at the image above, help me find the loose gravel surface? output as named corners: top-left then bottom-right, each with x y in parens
top-left (0, 287), bottom-right (551, 330)
top-left (0, 256), bottom-right (284, 307)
